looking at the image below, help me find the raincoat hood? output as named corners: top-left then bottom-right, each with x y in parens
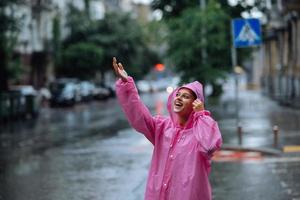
top-left (167, 81), bottom-right (204, 126)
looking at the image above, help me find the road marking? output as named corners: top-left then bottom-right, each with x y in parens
top-left (263, 156), bottom-right (300, 163)
top-left (212, 150), bottom-right (263, 162)
top-left (213, 150), bottom-right (300, 163)
top-left (280, 181), bottom-right (287, 188)
top-left (283, 145), bottom-right (300, 153)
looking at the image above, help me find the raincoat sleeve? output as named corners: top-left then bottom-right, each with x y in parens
top-left (115, 76), bottom-right (157, 144)
top-left (194, 111), bottom-right (222, 157)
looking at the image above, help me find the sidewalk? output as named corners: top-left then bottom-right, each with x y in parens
top-left (209, 76), bottom-right (300, 156)
top-left (209, 77), bottom-right (300, 200)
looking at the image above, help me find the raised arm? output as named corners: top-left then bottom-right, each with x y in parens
top-left (112, 57), bottom-right (157, 144)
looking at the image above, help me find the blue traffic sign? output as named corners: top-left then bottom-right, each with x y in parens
top-left (232, 18), bottom-right (262, 48)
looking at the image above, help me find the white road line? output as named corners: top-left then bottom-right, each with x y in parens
top-left (263, 157), bottom-right (300, 163)
top-left (280, 181), bottom-right (287, 188)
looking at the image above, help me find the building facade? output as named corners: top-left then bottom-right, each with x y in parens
top-left (14, 0), bottom-right (151, 88)
top-left (261, 0), bottom-right (300, 108)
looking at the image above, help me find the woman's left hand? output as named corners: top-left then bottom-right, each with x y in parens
top-left (192, 99), bottom-right (204, 112)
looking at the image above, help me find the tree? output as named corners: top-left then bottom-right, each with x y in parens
top-left (167, 1), bottom-right (230, 95)
top-left (152, 0), bottom-right (264, 95)
top-left (59, 43), bottom-right (103, 80)
top-left (0, 0), bottom-right (22, 91)
top-left (90, 12), bottom-right (159, 79)
top-left (65, 2), bottom-right (92, 37)
top-left (52, 14), bottom-right (62, 69)
top-left (62, 10), bottom-right (159, 80)
top-left (151, 0), bottom-right (198, 19)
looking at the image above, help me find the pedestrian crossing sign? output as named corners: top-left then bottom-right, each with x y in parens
top-left (232, 18), bottom-right (262, 48)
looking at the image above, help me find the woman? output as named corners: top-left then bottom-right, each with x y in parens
top-left (112, 57), bottom-right (222, 200)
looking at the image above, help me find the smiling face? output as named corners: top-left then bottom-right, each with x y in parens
top-left (173, 88), bottom-right (196, 117)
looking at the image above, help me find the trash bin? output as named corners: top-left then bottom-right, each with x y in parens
top-left (0, 92), bottom-right (10, 122)
top-left (9, 91), bottom-right (22, 119)
top-left (7, 85), bottom-right (40, 120)
top-left (25, 94), bottom-right (39, 117)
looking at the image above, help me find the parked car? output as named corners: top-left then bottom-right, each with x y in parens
top-left (79, 81), bottom-right (95, 101)
top-left (49, 79), bottom-right (80, 106)
top-left (136, 76), bottom-right (180, 93)
top-left (9, 85), bottom-right (40, 118)
top-left (95, 82), bottom-right (116, 99)
top-left (93, 83), bottom-right (111, 100)
top-left (137, 80), bottom-right (152, 93)
top-left (38, 87), bottom-right (52, 106)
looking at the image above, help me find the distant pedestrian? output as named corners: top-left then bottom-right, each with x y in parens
top-left (112, 57), bottom-right (222, 200)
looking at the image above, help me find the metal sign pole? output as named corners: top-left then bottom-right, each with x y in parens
top-left (231, 46), bottom-right (239, 129)
top-left (231, 19), bottom-right (240, 132)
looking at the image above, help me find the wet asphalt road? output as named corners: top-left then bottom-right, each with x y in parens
top-left (1, 78), bottom-right (300, 200)
top-left (0, 92), bottom-right (163, 200)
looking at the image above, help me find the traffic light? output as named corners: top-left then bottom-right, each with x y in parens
top-left (155, 63), bottom-right (165, 72)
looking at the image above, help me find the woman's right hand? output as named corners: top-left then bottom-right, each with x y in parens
top-left (112, 57), bottom-right (128, 82)
top-left (193, 99), bottom-right (205, 112)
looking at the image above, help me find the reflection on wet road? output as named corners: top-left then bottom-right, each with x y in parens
top-left (1, 128), bottom-right (152, 200)
top-left (0, 92), bottom-right (165, 200)
top-left (1, 83), bottom-right (300, 200)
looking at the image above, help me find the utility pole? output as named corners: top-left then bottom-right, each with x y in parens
top-left (231, 45), bottom-right (240, 129)
top-left (199, 0), bottom-right (207, 65)
top-left (231, 19), bottom-right (240, 130)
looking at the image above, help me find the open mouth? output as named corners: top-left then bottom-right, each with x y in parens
top-left (174, 101), bottom-right (183, 108)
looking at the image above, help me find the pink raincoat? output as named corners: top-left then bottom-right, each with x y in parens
top-left (116, 77), bottom-right (222, 200)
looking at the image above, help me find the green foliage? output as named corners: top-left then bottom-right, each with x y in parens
top-left (168, 1), bottom-right (230, 87)
top-left (143, 20), bottom-right (168, 53)
top-left (65, 3), bottom-right (92, 36)
top-left (7, 56), bottom-right (24, 81)
top-left (62, 9), bottom-right (160, 80)
top-left (152, 0), bottom-right (263, 96)
top-left (0, 0), bottom-right (23, 91)
top-left (91, 12), bottom-right (159, 79)
top-left (52, 15), bottom-right (62, 67)
top-left (151, 0), bottom-right (198, 19)
top-left (152, 0), bottom-right (266, 19)
top-left (59, 43), bottom-right (103, 80)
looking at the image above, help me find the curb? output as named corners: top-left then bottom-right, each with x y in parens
top-left (221, 145), bottom-right (282, 156)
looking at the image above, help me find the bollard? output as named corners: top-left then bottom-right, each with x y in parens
top-left (273, 125), bottom-right (279, 148)
top-left (237, 125), bottom-right (242, 145)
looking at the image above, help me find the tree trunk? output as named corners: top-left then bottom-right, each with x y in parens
top-left (30, 51), bottom-right (47, 89)
top-left (211, 82), bottom-right (223, 97)
top-left (0, 48), bottom-right (8, 91)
